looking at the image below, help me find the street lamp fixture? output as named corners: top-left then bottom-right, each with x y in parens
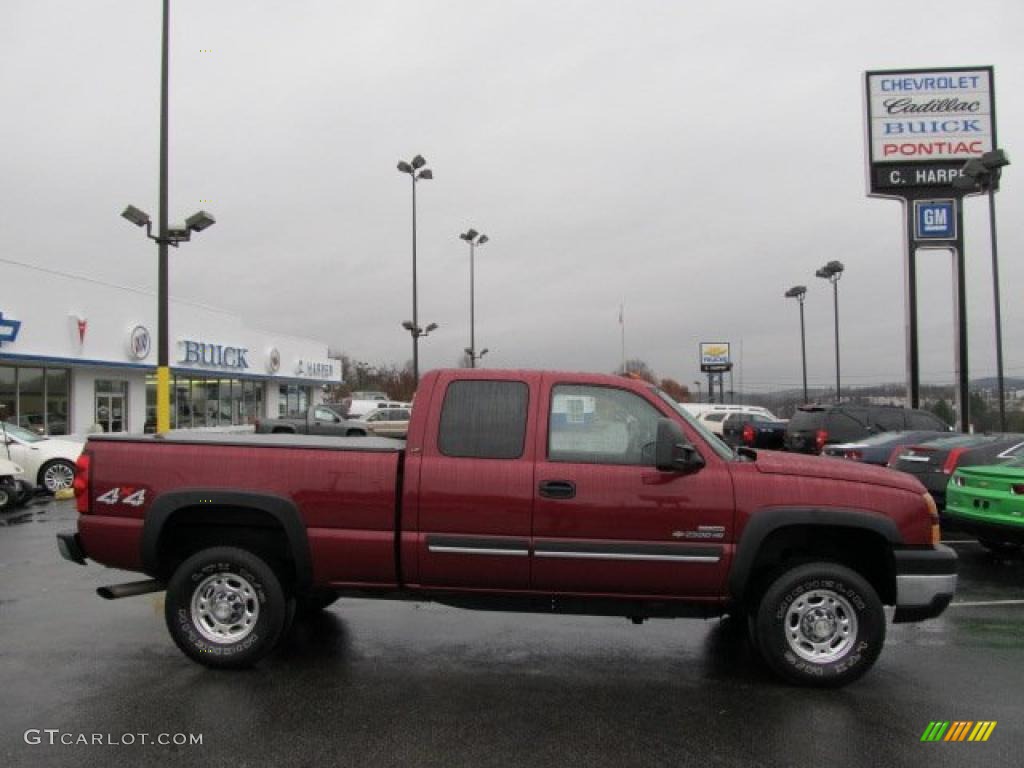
top-left (402, 321), bottom-right (439, 338)
top-left (122, 205), bottom-right (215, 247)
top-left (397, 154), bottom-right (434, 382)
top-left (815, 261), bottom-right (844, 403)
top-left (122, 202), bottom-right (215, 435)
top-left (955, 148), bottom-right (1011, 431)
top-left (121, 205), bottom-right (151, 228)
top-left (784, 285), bottom-right (809, 404)
top-left (460, 228), bottom-right (489, 367)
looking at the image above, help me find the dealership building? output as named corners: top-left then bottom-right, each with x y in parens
top-left (0, 258), bottom-right (342, 436)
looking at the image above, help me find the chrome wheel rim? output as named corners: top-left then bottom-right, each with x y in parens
top-left (784, 588), bottom-right (858, 664)
top-left (43, 463), bottom-right (75, 492)
top-left (190, 572), bottom-right (260, 644)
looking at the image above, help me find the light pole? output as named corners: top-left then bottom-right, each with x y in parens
top-left (815, 261), bottom-right (844, 403)
top-left (401, 321), bottom-right (439, 378)
top-left (397, 155), bottom-right (433, 381)
top-left (955, 149), bottom-right (1011, 431)
top-left (785, 285), bottom-right (809, 404)
top-left (120, 2), bottom-right (215, 436)
top-left (693, 380), bottom-right (702, 403)
top-left (459, 229), bottom-right (489, 367)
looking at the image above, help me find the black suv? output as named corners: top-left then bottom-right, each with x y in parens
top-left (784, 404), bottom-right (951, 454)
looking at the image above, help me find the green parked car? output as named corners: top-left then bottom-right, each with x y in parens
top-left (946, 460), bottom-right (1024, 553)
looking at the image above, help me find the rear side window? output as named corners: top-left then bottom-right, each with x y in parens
top-left (826, 411), bottom-right (869, 442)
top-left (438, 380), bottom-right (529, 459)
top-left (908, 410), bottom-right (946, 430)
top-left (869, 409), bottom-right (906, 432)
top-left (704, 413), bottom-right (728, 423)
top-left (788, 410), bottom-right (824, 431)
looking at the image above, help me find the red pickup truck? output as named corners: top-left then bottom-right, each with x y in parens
top-left (57, 369), bottom-right (956, 687)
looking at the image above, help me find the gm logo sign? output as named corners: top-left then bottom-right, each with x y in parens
top-left (914, 199), bottom-right (957, 241)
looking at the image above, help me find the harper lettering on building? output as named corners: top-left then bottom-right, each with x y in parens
top-left (179, 340), bottom-right (250, 370)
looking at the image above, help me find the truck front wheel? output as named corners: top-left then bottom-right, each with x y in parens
top-left (754, 562), bottom-right (885, 688)
top-left (164, 546), bottom-right (288, 669)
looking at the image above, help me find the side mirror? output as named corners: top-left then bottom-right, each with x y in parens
top-left (655, 418), bottom-right (705, 472)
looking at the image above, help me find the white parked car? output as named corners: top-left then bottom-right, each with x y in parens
top-left (1, 422), bottom-right (83, 493)
top-left (345, 399), bottom-right (412, 419)
top-left (360, 407), bottom-right (411, 438)
top-left (695, 405), bottom-right (779, 436)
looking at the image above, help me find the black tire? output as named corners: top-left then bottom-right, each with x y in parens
top-left (754, 562), bottom-right (885, 688)
top-left (164, 546), bottom-right (288, 669)
top-left (0, 482), bottom-right (16, 511)
top-left (978, 538), bottom-right (1022, 556)
top-left (38, 459), bottom-right (76, 494)
top-left (345, 429), bottom-right (366, 437)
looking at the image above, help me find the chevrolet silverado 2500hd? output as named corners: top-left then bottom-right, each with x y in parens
top-left (57, 369), bottom-right (956, 686)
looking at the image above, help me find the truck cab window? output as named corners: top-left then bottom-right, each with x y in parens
top-left (438, 380), bottom-right (529, 459)
top-left (548, 385), bottom-right (662, 466)
top-left (314, 407), bottom-right (337, 422)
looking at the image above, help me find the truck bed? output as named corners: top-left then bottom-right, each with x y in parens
top-left (80, 432), bottom-right (404, 587)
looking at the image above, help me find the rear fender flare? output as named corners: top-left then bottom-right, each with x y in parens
top-left (729, 507), bottom-right (903, 600)
top-left (140, 489), bottom-right (312, 590)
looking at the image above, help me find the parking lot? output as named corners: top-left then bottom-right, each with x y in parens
top-left (1, 497), bottom-right (1022, 767)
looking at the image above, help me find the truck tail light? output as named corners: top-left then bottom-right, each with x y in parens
top-left (742, 424), bottom-right (755, 445)
top-left (886, 446), bottom-right (904, 467)
top-left (1011, 484), bottom-right (1024, 495)
top-left (815, 429), bottom-right (828, 452)
top-left (923, 493), bottom-right (941, 546)
top-left (943, 447), bottom-right (968, 475)
top-left (73, 453), bottom-right (91, 514)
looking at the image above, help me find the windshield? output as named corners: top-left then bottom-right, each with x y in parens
top-left (2, 421), bottom-right (47, 443)
top-left (651, 389), bottom-right (734, 460)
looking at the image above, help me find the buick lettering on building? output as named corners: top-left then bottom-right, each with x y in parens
top-left (179, 340), bottom-right (249, 370)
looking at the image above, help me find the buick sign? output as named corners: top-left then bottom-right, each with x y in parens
top-left (128, 325), bottom-right (152, 360)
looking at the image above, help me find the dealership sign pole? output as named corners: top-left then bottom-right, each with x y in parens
top-left (865, 66), bottom-right (995, 432)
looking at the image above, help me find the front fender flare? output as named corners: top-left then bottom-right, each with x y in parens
top-left (729, 506), bottom-right (903, 600)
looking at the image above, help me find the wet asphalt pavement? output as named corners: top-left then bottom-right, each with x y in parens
top-left (2, 499), bottom-right (1023, 768)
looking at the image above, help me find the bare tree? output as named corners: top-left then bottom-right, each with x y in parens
top-left (620, 358), bottom-right (657, 384)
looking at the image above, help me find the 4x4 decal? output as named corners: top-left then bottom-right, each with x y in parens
top-left (96, 487), bottom-right (147, 507)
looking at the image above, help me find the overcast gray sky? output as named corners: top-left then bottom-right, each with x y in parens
top-left (2, 0), bottom-right (1022, 393)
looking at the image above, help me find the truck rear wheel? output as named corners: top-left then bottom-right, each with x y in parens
top-left (164, 546), bottom-right (288, 669)
top-left (754, 562), bottom-right (884, 688)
